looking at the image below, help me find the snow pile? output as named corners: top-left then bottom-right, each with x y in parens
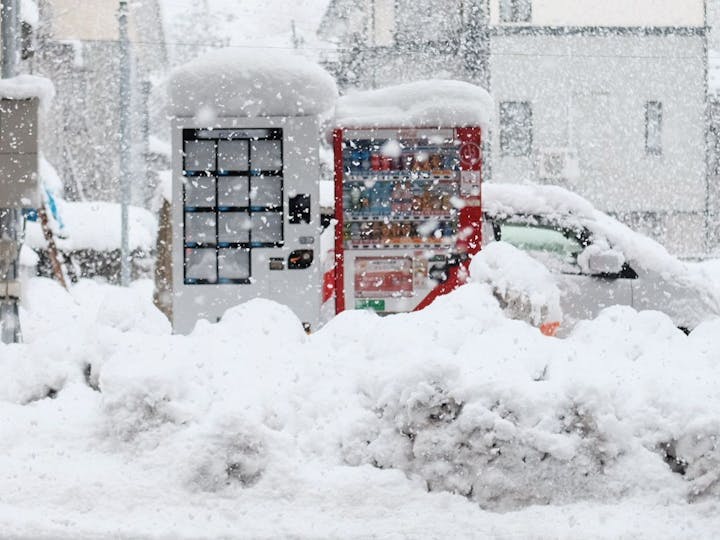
top-left (334, 80), bottom-right (493, 129)
top-left (168, 48), bottom-right (338, 119)
top-left (25, 201), bottom-right (157, 252)
top-left (470, 241), bottom-right (562, 325)
top-left (1, 278), bottom-right (720, 536)
top-left (0, 74), bottom-right (55, 110)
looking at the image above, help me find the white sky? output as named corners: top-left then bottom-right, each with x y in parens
top-left (159, 0), bottom-right (332, 64)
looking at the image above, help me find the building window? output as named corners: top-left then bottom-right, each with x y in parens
top-left (645, 101), bottom-right (663, 155)
top-left (500, 101), bottom-right (533, 157)
top-left (394, 0), bottom-right (463, 43)
top-left (499, 0), bottom-right (532, 23)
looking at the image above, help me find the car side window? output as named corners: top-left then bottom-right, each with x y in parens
top-left (497, 221), bottom-right (585, 274)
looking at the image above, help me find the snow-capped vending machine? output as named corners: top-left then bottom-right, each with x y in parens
top-left (168, 49), bottom-right (337, 334)
top-left (332, 126), bottom-right (483, 314)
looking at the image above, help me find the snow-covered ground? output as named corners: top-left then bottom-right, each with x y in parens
top-left (2, 276), bottom-right (720, 539)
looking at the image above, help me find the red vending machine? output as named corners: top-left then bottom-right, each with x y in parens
top-left (333, 126), bottom-right (483, 314)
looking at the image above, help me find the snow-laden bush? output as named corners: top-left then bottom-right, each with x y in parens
top-left (338, 373), bottom-right (677, 510)
top-left (181, 414), bottom-right (269, 492)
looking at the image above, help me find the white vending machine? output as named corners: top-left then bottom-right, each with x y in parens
top-left (171, 116), bottom-right (322, 334)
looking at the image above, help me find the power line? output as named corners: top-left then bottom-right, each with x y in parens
top-left (42, 37), bottom-right (708, 61)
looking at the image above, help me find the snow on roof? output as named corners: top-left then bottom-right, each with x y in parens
top-left (334, 80), bottom-right (493, 129)
top-left (168, 48), bottom-right (338, 118)
top-left (0, 75), bottom-right (54, 110)
top-left (25, 201), bottom-right (157, 252)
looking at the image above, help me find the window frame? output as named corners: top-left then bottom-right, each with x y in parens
top-left (645, 101), bottom-right (663, 156)
top-left (499, 0), bottom-right (532, 23)
top-left (494, 219), bottom-right (587, 274)
top-left (499, 100), bottom-right (533, 157)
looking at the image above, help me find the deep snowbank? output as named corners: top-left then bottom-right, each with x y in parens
top-left (1, 278), bottom-right (720, 538)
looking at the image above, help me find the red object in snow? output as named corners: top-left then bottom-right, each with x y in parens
top-left (331, 126), bottom-right (483, 315)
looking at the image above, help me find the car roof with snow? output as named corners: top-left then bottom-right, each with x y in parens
top-left (482, 183), bottom-right (693, 280)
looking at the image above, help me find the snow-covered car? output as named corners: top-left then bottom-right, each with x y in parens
top-left (482, 183), bottom-right (720, 332)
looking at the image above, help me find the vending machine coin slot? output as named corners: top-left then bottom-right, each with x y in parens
top-left (288, 249), bottom-right (313, 269)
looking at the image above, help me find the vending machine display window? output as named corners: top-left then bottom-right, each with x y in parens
top-left (182, 128), bottom-right (284, 284)
top-left (334, 127), bottom-right (483, 314)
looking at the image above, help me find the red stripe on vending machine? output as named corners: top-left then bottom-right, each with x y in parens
top-left (333, 128), bottom-right (346, 313)
top-left (333, 126), bottom-right (483, 315)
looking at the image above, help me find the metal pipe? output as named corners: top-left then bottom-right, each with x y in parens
top-left (1, 0), bottom-right (17, 78)
top-left (119, 0), bottom-right (131, 286)
top-left (0, 0), bottom-right (21, 343)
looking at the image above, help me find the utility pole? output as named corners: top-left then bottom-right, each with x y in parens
top-left (119, 0), bottom-right (131, 286)
top-left (291, 20), bottom-right (299, 50)
top-left (0, 0), bottom-right (21, 344)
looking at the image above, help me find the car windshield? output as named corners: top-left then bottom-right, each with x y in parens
top-left (498, 221), bottom-right (585, 274)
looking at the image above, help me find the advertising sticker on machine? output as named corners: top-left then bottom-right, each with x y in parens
top-left (354, 256), bottom-right (413, 299)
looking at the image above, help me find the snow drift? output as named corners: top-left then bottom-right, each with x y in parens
top-left (1, 276), bottom-right (720, 539)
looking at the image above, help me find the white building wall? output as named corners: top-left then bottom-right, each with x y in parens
top-left (489, 0), bottom-right (705, 27)
top-left (489, 32), bottom-right (708, 255)
top-left (373, 0), bottom-right (396, 46)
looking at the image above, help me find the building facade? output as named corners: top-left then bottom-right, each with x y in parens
top-left (319, 0), bottom-right (713, 256)
top-left (24, 0), bottom-right (168, 207)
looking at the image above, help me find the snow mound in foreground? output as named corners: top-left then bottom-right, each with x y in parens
top-left (2, 278), bottom-right (720, 536)
top-left (168, 48), bottom-right (338, 119)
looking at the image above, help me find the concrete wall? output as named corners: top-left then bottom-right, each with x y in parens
top-left (489, 32), bottom-right (708, 255)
